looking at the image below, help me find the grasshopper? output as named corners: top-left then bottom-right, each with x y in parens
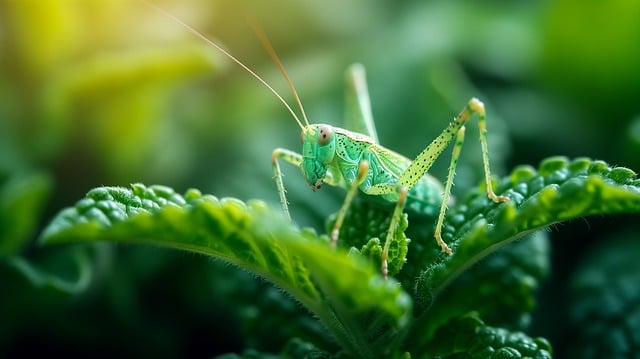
top-left (142, 0), bottom-right (509, 278)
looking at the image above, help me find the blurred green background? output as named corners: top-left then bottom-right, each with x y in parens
top-left (1, 0), bottom-right (639, 357)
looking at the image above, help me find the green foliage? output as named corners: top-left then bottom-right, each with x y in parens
top-left (0, 171), bottom-right (52, 257)
top-left (2, 1), bottom-right (640, 357)
top-left (37, 157), bottom-right (640, 357)
top-left (567, 231), bottom-right (640, 358)
top-left (421, 313), bottom-right (552, 358)
top-left (40, 184), bottom-right (412, 358)
top-left (0, 171), bottom-right (94, 294)
top-left (327, 198), bottom-right (410, 277)
top-left (416, 157), bottom-right (640, 307)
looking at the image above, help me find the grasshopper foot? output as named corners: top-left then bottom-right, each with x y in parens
top-left (488, 192), bottom-right (509, 204)
top-left (435, 231), bottom-right (453, 255)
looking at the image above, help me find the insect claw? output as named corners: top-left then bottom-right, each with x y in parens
top-left (490, 193), bottom-right (509, 203)
top-left (434, 230), bottom-right (453, 255)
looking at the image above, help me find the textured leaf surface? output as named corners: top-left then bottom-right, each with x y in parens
top-left (416, 157), bottom-right (640, 314)
top-left (38, 157), bottom-right (640, 357)
top-left (420, 313), bottom-right (552, 358)
top-left (567, 230), bottom-right (640, 358)
top-left (327, 197), bottom-right (410, 277)
top-left (413, 231), bottom-right (551, 342)
top-left (40, 184), bottom-right (412, 357)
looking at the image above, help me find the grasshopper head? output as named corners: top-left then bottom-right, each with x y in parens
top-left (301, 124), bottom-right (336, 191)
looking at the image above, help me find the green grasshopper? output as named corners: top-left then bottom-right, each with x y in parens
top-left (272, 72), bottom-right (509, 278)
top-left (143, 0), bottom-right (509, 278)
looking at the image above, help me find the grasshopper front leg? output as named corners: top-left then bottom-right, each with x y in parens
top-left (272, 147), bottom-right (340, 221)
top-left (272, 148), bottom-right (302, 221)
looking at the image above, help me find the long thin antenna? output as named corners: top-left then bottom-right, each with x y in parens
top-left (250, 22), bottom-right (310, 127)
top-left (140, 0), bottom-right (306, 130)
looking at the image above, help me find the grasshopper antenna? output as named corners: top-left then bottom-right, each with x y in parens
top-left (139, 0), bottom-right (306, 131)
top-left (250, 22), bottom-right (310, 128)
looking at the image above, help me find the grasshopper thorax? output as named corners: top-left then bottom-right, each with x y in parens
top-left (301, 124), bottom-right (336, 191)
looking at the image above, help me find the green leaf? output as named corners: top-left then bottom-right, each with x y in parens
top-left (411, 231), bottom-right (551, 343)
top-left (416, 157), bottom-right (640, 308)
top-left (5, 247), bottom-right (94, 294)
top-left (0, 171), bottom-right (52, 256)
top-left (326, 196), bottom-right (410, 277)
top-left (401, 156), bottom-right (640, 351)
top-left (568, 230), bottom-right (640, 358)
top-left (419, 312), bottom-right (552, 358)
top-left (0, 170), bottom-right (98, 295)
top-left (40, 184), bottom-right (412, 358)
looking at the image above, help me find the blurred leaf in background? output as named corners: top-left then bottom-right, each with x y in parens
top-left (0, 0), bottom-right (639, 357)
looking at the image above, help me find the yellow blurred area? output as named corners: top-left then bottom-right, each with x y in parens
top-left (1, 0), bottom-right (639, 195)
top-left (0, 0), bottom-right (221, 178)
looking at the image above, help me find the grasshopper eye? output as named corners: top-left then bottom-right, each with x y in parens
top-left (318, 125), bottom-right (333, 146)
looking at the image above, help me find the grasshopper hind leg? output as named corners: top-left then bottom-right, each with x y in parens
top-left (395, 98), bottom-right (509, 256)
top-left (433, 99), bottom-right (509, 254)
top-left (432, 126), bottom-right (465, 255)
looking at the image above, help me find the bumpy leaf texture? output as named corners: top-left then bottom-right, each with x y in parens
top-left (421, 313), bottom-right (552, 358)
top-left (331, 157), bottom-right (640, 356)
top-left (567, 230), bottom-right (640, 358)
top-left (416, 157), bottom-right (640, 309)
top-left (40, 184), bottom-right (412, 358)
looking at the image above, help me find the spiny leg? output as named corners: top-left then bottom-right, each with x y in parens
top-left (469, 98), bottom-right (510, 203)
top-left (394, 97), bottom-right (508, 254)
top-left (272, 148), bottom-right (303, 221)
top-left (433, 126), bottom-right (466, 254)
top-left (330, 160), bottom-right (370, 247)
top-left (432, 98), bottom-right (508, 252)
